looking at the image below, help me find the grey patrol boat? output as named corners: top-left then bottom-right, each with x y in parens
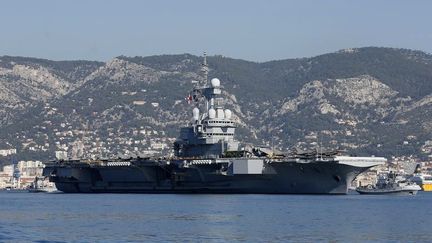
top-left (43, 54), bottom-right (386, 194)
top-left (356, 172), bottom-right (421, 195)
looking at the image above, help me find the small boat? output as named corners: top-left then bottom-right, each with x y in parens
top-left (28, 176), bottom-right (57, 193)
top-left (410, 174), bottom-right (432, 191)
top-left (409, 164), bottom-right (432, 191)
top-left (356, 171), bottom-right (421, 195)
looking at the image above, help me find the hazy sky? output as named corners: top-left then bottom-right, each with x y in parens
top-left (1, 0), bottom-right (431, 62)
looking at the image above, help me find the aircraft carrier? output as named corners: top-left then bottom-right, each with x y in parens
top-left (43, 54), bottom-right (386, 194)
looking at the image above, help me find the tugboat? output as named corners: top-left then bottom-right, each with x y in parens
top-left (356, 171), bottom-right (421, 195)
top-left (43, 53), bottom-right (386, 194)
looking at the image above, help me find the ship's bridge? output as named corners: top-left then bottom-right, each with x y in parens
top-left (196, 117), bottom-right (236, 142)
top-left (204, 119), bottom-right (236, 127)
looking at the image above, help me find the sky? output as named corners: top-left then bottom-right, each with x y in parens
top-left (1, 0), bottom-right (431, 62)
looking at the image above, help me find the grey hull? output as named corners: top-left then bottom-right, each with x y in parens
top-left (356, 189), bottom-right (418, 195)
top-left (44, 160), bottom-right (370, 194)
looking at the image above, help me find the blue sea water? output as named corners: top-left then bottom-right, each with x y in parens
top-left (0, 191), bottom-right (432, 242)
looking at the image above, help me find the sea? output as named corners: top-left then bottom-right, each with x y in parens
top-left (1, 191), bottom-right (431, 242)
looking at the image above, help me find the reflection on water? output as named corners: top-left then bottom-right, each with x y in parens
top-left (1, 192), bottom-right (432, 242)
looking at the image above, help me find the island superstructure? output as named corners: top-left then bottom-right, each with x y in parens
top-left (43, 54), bottom-right (386, 194)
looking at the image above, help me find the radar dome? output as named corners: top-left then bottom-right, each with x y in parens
top-left (192, 107), bottom-right (199, 120)
top-left (208, 108), bottom-right (216, 119)
top-left (216, 109), bottom-right (225, 119)
top-left (224, 109), bottom-right (232, 119)
top-left (211, 78), bottom-right (220, 87)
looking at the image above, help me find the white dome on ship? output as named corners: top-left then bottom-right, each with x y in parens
top-left (192, 107), bottom-right (199, 120)
top-left (216, 109), bottom-right (225, 119)
top-left (211, 78), bottom-right (220, 87)
top-left (208, 108), bottom-right (216, 119)
top-left (224, 109), bottom-right (232, 119)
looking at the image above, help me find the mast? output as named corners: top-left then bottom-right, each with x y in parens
top-left (201, 51), bottom-right (208, 86)
top-left (201, 52), bottom-right (209, 112)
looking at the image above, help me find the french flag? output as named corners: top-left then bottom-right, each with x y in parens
top-left (185, 94), bottom-right (192, 104)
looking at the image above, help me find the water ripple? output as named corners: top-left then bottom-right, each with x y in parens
top-left (0, 192), bottom-right (432, 242)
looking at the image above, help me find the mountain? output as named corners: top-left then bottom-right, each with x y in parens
top-left (1, 47), bottom-right (432, 166)
top-left (0, 56), bottom-right (103, 126)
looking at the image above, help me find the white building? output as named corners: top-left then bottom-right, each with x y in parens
top-left (0, 148), bottom-right (17, 156)
top-left (55, 151), bottom-right (68, 160)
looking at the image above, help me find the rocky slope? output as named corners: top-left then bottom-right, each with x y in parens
top-left (1, 47), bottom-right (432, 163)
top-left (0, 56), bottom-right (102, 126)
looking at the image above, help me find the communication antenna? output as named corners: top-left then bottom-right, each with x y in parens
top-left (201, 52), bottom-right (209, 86)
